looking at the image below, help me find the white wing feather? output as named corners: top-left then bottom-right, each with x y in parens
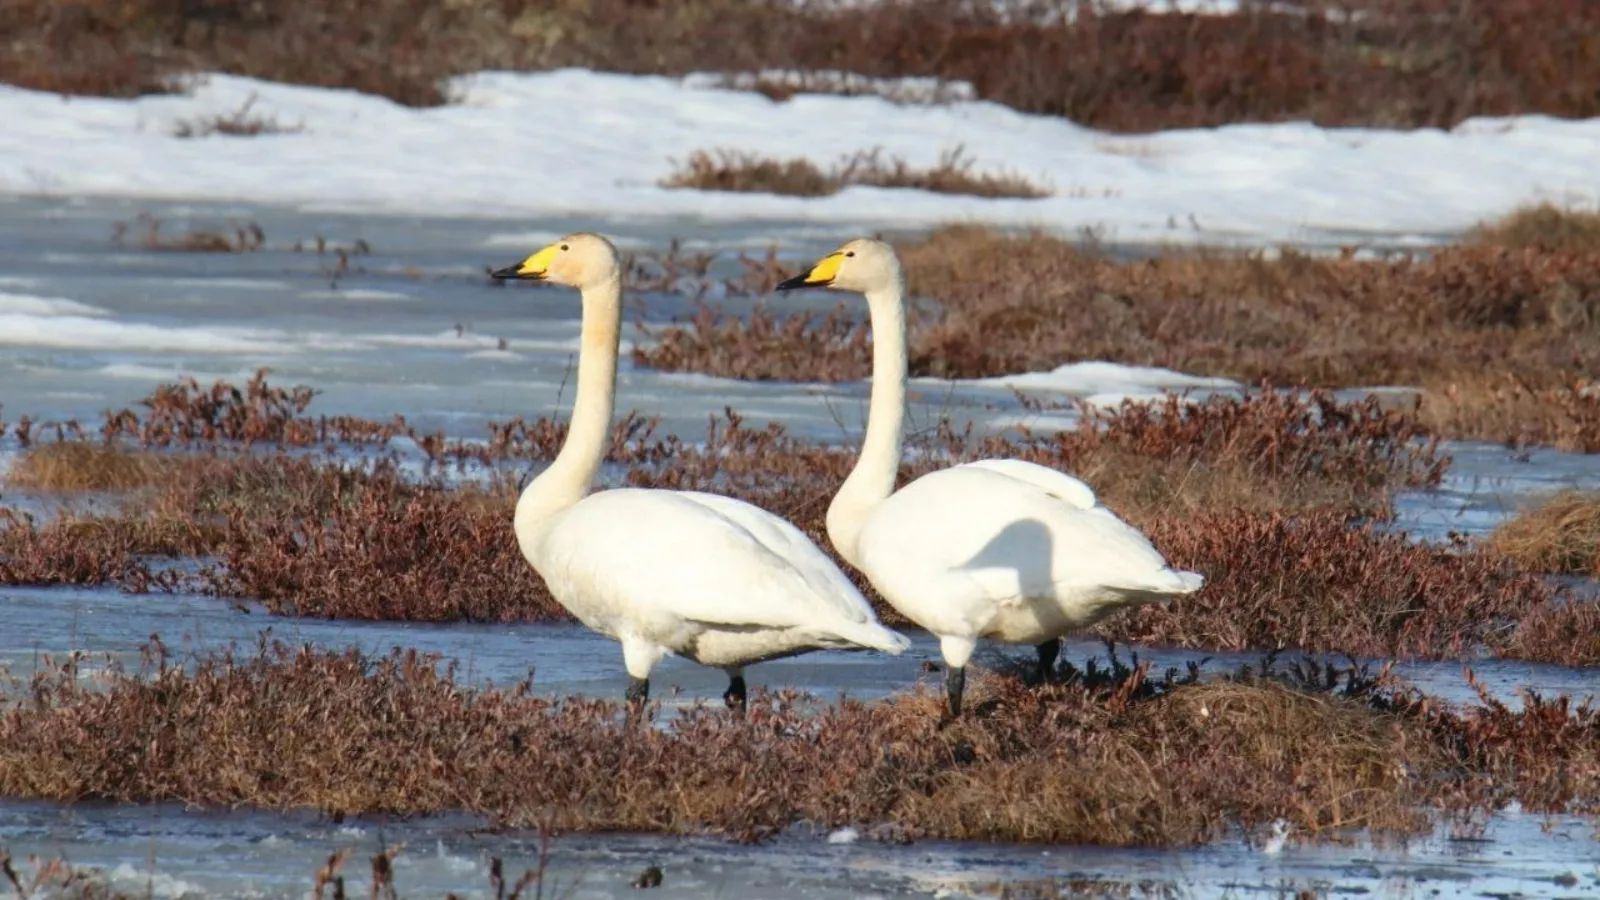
top-left (856, 462), bottom-right (1200, 633)
top-left (532, 488), bottom-right (904, 651)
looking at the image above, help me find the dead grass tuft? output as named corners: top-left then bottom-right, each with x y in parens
top-left (707, 70), bottom-right (974, 105)
top-left (171, 94), bottom-right (304, 138)
top-left (660, 149), bottom-right (835, 197)
top-left (661, 146), bottom-right (1050, 199)
top-left (1470, 203), bottom-right (1600, 254)
top-left (112, 212), bottom-right (265, 253)
top-left (1416, 370), bottom-right (1600, 453)
top-left (3, 442), bottom-right (174, 492)
top-left (1484, 490), bottom-right (1600, 576)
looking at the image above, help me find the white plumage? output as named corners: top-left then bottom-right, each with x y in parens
top-left (492, 233), bottom-right (908, 710)
top-left (777, 238), bottom-right (1203, 718)
top-left (528, 489), bottom-right (907, 668)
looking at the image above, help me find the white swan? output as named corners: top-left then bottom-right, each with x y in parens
top-left (776, 238), bottom-right (1202, 719)
top-left (491, 233), bottom-right (910, 710)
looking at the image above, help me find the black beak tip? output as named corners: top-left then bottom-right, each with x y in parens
top-left (774, 274), bottom-right (813, 292)
top-left (489, 265), bottom-right (523, 280)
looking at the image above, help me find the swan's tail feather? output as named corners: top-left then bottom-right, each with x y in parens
top-left (1106, 568), bottom-right (1204, 606)
top-left (821, 620), bottom-right (913, 655)
top-left (1169, 569), bottom-right (1205, 594)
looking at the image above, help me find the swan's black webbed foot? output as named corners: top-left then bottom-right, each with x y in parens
top-left (941, 665), bottom-right (966, 724)
top-left (723, 674), bottom-right (748, 715)
top-left (625, 675), bottom-right (650, 706)
top-left (1036, 638), bottom-right (1061, 685)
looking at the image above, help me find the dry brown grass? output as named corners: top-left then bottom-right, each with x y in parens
top-left (1484, 490), bottom-right (1600, 576)
top-left (111, 212), bottom-right (265, 253)
top-left (636, 226), bottom-right (1600, 450)
top-left (1415, 370), bottom-right (1600, 453)
top-left (661, 146), bottom-right (1050, 199)
top-left (171, 94), bottom-right (304, 138)
top-left (708, 70), bottom-right (974, 105)
top-left (3, 442), bottom-right (173, 492)
top-left (1471, 203), bottom-right (1600, 254)
top-left (6, 640), bottom-right (1594, 844)
top-left (6, 1), bottom-right (1600, 133)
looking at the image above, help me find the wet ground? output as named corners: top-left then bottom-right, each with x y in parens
top-left (3, 196), bottom-right (1600, 898)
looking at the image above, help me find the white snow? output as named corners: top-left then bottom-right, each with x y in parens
top-left (299, 288), bottom-right (415, 301)
top-left (0, 313), bottom-right (294, 354)
top-left (936, 361), bottom-right (1241, 407)
top-left (0, 292), bottom-right (111, 318)
top-left (2, 70), bottom-right (1598, 245)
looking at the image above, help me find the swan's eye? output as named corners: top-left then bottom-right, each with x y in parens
top-left (560, 243), bottom-right (569, 251)
top-left (845, 251), bottom-right (855, 258)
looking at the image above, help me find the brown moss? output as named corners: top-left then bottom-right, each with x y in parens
top-left (1484, 490), bottom-right (1600, 576)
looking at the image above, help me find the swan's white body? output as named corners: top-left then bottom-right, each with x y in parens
top-left (521, 487), bottom-right (907, 676)
top-left (497, 234), bottom-right (907, 702)
top-left (851, 460), bottom-right (1202, 665)
top-left (779, 239), bottom-right (1201, 709)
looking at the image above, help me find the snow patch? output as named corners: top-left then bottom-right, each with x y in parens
top-left (2, 70), bottom-right (1596, 245)
top-left (0, 291), bottom-right (111, 317)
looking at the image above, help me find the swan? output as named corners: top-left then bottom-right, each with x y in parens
top-left (776, 238), bottom-right (1203, 719)
top-left (489, 233), bottom-right (910, 711)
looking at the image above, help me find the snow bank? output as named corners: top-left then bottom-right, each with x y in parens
top-left (2, 70), bottom-right (1597, 245)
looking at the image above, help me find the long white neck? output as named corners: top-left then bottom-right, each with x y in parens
top-left (514, 274), bottom-right (622, 551)
top-left (827, 279), bottom-right (907, 569)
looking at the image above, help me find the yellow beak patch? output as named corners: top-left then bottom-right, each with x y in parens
top-left (516, 243), bottom-right (562, 278)
top-left (802, 252), bottom-right (845, 285)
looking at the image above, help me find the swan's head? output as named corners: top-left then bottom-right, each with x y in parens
top-left (775, 238), bottom-right (902, 295)
top-left (491, 232), bottom-right (621, 290)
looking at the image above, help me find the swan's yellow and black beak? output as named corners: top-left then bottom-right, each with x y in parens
top-left (491, 242), bottom-right (560, 281)
top-left (775, 251), bottom-right (844, 291)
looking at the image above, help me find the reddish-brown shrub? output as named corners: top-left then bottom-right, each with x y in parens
top-left (5, 1), bottom-right (1600, 132)
top-left (1112, 511), bottom-right (1555, 661)
top-left (637, 228), bottom-right (1600, 449)
top-left (1, 642), bottom-right (1594, 842)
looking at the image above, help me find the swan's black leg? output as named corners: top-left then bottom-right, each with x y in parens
top-left (1036, 638), bottom-right (1061, 684)
top-left (723, 673), bottom-right (748, 715)
top-left (625, 676), bottom-right (650, 705)
top-left (943, 665), bottom-right (966, 721)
